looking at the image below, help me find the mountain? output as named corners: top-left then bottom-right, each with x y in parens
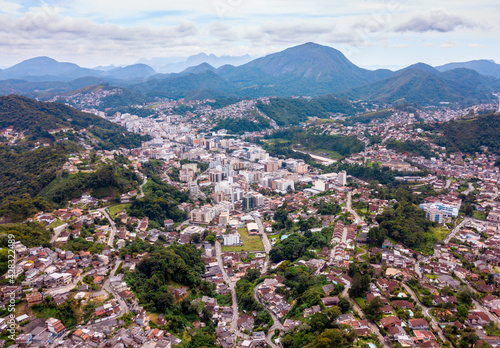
top-left (0, 95), bottom-right (149, 203)
top-left (179, 63), bottom-right (216, 75)
top-left (0, 56), bottom-right (99, 81)
top-left (397, 63), bottom-right (440, 75)
top-left (132, 70), bottom-right (234, 99)
top-left (342, 68), bottom-right (497, 105)
top-left (138, 53), bottom-right (253, 73)
top-left (102, 64), bottom-right (155, 80)
top-left (435, 112), bottom-right (500, 155)
top-left (0, 94), bottom-right (148, 148)
top-left (0, 57), bottom-right (155, 82)
top-left (218, 42), bottom-right (393, 95)
top-left (436, 60), bottom-right (500, 79)
top-left (1, 44), bottom-right (498, 105)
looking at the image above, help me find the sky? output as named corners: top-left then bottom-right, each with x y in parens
top-left (0, 0), bottom-right (499, 70)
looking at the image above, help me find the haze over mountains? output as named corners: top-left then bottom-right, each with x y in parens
top-left (137, 53), bottom-right (254, 73)
top-left (1, 42), bottom-right (499, 106)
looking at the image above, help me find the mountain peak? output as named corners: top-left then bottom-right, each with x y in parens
top-left (180, 63), bottom-right (216, 75)
top-left (398, 63), bottom-right (440, 75)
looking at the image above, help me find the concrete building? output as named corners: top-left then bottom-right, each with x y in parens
top-left (338, 171), bottom-right (347, 186)
top-left (223, 233), bottom-right (241, 246)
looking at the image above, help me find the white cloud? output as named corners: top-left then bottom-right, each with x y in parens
top-left (0, 1), bottom-right (499, 67)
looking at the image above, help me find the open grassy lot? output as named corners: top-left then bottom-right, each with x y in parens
top-left (431, 227), bottom-right (449, 242)
top-left (222, 227), bottom-right (264, 252)
top-left (108, 203), bottom-right (131, 218)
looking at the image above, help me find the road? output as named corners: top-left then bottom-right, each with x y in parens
top-left (50, 223), bottom-right (68, 243)
top-left (99, 207), bottom-right (117, 247)
top-left (473, 299), bottom-right (500, 327)
top-left (443, 217), bottom-right (470, 244)
top-left (401, 283), bottom-right (447, 342)
top-left (341, 285), bottom-right (389, 347)
top-left (253, 284), bottom-right (283, 348)
top-left (46, 268), bottom-right (94, 296)
top-left (355, 247), bottom-right (367, 262)
top-left (463, 183), bottom-right (474, 196)
top-left (252, 215), bottom-right (281, 346)
top-left (137, 175), bottom-right (147, 199)
top-left (346, 192), bottom-right (363, 224)
top-left (254, 216), bottom-right (272, 274)
top-left (215, 242), bottom-right (248, 339)
top-left (291, 148), bottom-right (336, 165)
top-left (444, 179), bottom-right (451, 190)
top-left (103, 260), bottom-right (129, 317)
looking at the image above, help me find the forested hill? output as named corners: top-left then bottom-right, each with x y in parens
top-left (434, 112), bottom-right (500, 155)
top-left (256, 95), bottom-right (359, 126)
top-left (0, 94), bottom-right (149, 149)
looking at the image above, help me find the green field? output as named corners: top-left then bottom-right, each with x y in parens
top-left (431, 227), bottom-right (449, 242)
top-left (355, 297), bottom-right (365, 308)
top-left (48, 219), bottom-right (66, 229)
top-left (474, 211), bottom-right (487, 221)
top-left (222, 227), bottom-right (264, 252)
top-left (108, 204), bottom-right (131, 218)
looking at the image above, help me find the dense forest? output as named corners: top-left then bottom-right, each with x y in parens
top-left (0, 222), bottom-right (52, 248)
top-left (434, 112), bottom-right (500, 155)
top-left (386, 139), bottom-right (434, 159)
top-left (264, 128), bottom-right (365, 157)
top-left (0, 143), bottom-right (77, 200)
top-left (369, 201), bottom-right (436, 253)
top-left (256, 95), bottom-right (359, 126)
top-left (211, 115), bottom-right (270, 134)
top-left (126, 243), bottom-right (205, 313)
top-left (269, 227), bottom-right (334, 263)
top-left (39, 163), bottom-right (140, 204)
top-left (128, 175), bottom-right (189, 224)
top-left (0, 95), bottom-right (149, 148)
top-left (342, 109), bottom-right (393, 125)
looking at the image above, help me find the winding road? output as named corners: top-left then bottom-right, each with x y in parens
top-left (215, 241), bottom-right (248, 339)
top-left (443, 217), bottom-right (470, 244)
top-left (341, 285), bottom-right (389, 347)
top-left (346, 192), bottom-right (363, 224)
top-left (253, 283), bottom-right (283, 348)
top-left (102, 260), bottom-right (130, 317)
top-left (401, 283), bottom-right (447, 342)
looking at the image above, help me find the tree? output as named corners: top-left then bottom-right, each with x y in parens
top-left (348, 273), bottom-right (370, 298)
top-left (365, 297), bottom-right (383, 321)
top-left (465, 204), bottom-right (474, 217)
top-left (338, 298), bottom-right (351, 314)
top-left (191, 233), bottom-right (200, 244)
top-left (367, 227), bottom-right (385, 247)
top-left (457, 304), bottom-right (469, 318)
top-left (459, 331), bottom-right (479, 348)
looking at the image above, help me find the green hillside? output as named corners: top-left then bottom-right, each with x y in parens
top-left (256, 95), bottom-right (358, 126)
top-left (435, 112), bottom-right (500, 154)
top-left (0, 94), bottom-right (149, 149)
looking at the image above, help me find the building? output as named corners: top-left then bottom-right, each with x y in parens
top-left (26, 292), bottom-right (43, 306)
top-left (209, 170), bottom-right (224, 183)
top-left (338, 171), bottom-right (347, 186)
top-left (247, 222), bottom-right (260, 235)
top-left (242, 195), bottom-right (255, 211)
top-left (425, 208), bottom-right (444, 224)
top-left (219, 212), bottom-right (230, 226)
top-left (223, 233), bottom-right (241, 246)
top-left (180, 225), bottom-right (205, 244)
top-left (273, 179), bottom-right (294, 193)
top-left (190, 207), bottom-right (215, 224)
top-left (264, 161), bottom-right (280, 172)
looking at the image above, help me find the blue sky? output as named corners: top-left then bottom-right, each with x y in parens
top-left (0, 0), bottom-right (499, 69)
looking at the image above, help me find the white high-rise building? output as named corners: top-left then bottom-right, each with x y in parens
top-left (337, 171), bottom-right (347, 186)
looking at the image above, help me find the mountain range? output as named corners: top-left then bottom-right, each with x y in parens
top-left (137, 53), bottom-right (254, 73)
top-left (1, 43), bottom-right (500, 106)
